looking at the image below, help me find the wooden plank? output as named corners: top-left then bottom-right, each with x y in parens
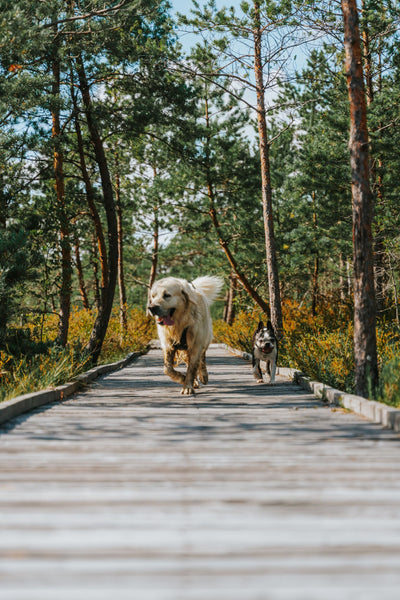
top-left (0, 344), bottom-right (400, 600)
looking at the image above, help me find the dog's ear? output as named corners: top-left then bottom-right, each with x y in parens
top-left (257, 321), bottom-right (264, 331)
top-left (181, 288), bottom-right (197, 306)
top-left (266, 320), bottom-right (274, 333)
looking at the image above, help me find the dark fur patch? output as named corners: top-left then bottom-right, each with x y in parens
top-left (172, 327), bottom-right (189, 351)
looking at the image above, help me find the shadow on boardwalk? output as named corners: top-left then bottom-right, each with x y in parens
top-left (0, 344), bottom-right (400, 600)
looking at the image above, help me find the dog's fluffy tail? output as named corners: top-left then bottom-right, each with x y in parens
top-left (192, 275), bottom-right (224, 305)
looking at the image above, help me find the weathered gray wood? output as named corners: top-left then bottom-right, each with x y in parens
top-left (1, 344), bottom-right (400, 600)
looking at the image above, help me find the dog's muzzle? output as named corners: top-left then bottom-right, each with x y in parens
top-left (148, 305), bottom-right (176, 326)
top-left (147, 304), bottom-right (161, 317)
top-left (259, 343), bottom-right (274, 354)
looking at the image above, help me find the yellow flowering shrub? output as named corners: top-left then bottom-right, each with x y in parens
top-left (213, 299), bottom-right (400, 405)
top-left (2, 300), bottom-right (400, 406)
top-left (213, 308), bottom-right (260, 354)
top-left (0, 307), bottom-right (155, 403)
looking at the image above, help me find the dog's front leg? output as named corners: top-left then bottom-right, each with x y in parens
top-left (164, 348), bottom-right (185, 385)
top-left (269, 360), bottom-right (276, 384)
top-left (198, 351), bottom-right (208, 385)
top-left (181, 353), bottom-right (201, 395)
top-left (252, 355), bottom-right (263, 383)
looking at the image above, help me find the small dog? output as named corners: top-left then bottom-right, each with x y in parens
top-left (147, 275), bottom-right (223, 395)
top-left (252, 320), bottom-right (278, 384)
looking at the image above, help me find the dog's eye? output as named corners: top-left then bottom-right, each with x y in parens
top-left (163, 292), bottom-right (171, 299)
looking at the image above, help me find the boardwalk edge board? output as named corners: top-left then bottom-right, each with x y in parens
top-left (0, 351), bottom-right (143, 426)
top-left (2, 343), bottom-right (399, 433)
top-left (221, 343), bottom-right (400, 433)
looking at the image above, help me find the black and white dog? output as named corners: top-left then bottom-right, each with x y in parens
top-left (252, 320), bottom-right (278, 384)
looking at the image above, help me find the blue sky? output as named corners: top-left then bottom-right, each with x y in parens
top-left (169, 0), bottom-right (310, 71)
top-left (168, 0), bottom-right (312, 115)
top-left (169, 0), bottom-right (247, 53)
top-left (170, 0), bottom-right (243, 15)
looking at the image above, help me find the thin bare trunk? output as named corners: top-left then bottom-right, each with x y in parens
top-left (311, 256), bottom-right (319, 317)
top-left (76, 54), bottom-right (118, 363)
top-left (253, 0), bottom-right (283, 338)
top-left (388, 252), bottom-right (400, 328)
top-left (0, 173), bottom-right (6, 227)
top-left (114, 152), bottom-right (127, 333)
top-left (148, 208), bottom-right (159, 293)
top-left (52, 43), bottom-right (71, 347)
top-left (148, 168), bottom-right (159, 298)
top-left (204, 97), bottom-right (269, 315)
top-left (339, 255), bottom-right (346, 301)
top-left (342, 0), bottom-right (378, 397)
top-left (74, 233), bottom-right (89, 310)
top-left (361, 0), bottom-right (374, 105)
top-left (311, 190), bottom-right (319, 316)
top-left (70, 77), bottom-right (109, 291)
top-left (361, 0), bottom-right (386, 311)
top-left (91, 234), bottom-right (101, 310)
top-left (225, 273), bottom-right (237, 325)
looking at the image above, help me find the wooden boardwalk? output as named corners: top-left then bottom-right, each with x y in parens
top-left (1, 344), bottom-right (400, 600)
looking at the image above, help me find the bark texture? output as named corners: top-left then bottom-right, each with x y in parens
top-left (342, 0), bottom-right (378, 397)
top-left (114, 153), bottom-right (127, 333)
top-left (76, 54), bottom-right (118, 364)
top-left (253, 0), bottom-right (283, 338)
top-left (52, 47), bottom-right (71, 347)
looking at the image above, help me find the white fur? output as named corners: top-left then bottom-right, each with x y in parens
top-left (191, 276), bottom-right (224, 305)
top-left (252, 321), bottom-right (278, 384)
top-left (148, 275), bottom-right (223, 395)
top-left (253, 346), bottom-right (277, 383)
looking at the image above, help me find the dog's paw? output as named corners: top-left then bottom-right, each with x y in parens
top-left (181, 386), bottom-right (195, 395)
top-left (257, 378), bottom-right (264, 384)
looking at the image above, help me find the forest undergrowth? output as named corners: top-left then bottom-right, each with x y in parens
top-left (213, 299), bottom-right (400, 408)
top-left (0, 308), bottom-right (155, 403)
top-left (1, 301), bottom-right (400, 407)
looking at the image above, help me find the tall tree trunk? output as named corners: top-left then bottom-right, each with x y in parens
top-left (52, 41), bottom-right (71, 347)
top-left (91, 234), bottom-right (101, 311)
top-left (339, 254), bottom-right (347, 301)
top-left (360, 0), bottom-right (386, 312)
top-left (148, 186), bottom-right (159, 293)
top-left (253, 0), bottom-right (283, 338)
top-left (342, 0), bottom-right (378, 397)
top-left (360, 0), bottom-right (374, 105)
top-left (114, 151), bottom-right (128, 333)
top-left (0, 174), bottom-right (6, 227)
top-left (311, 255), bottom-right (319, 317)
top-left (76, 54), bottom-right (118, 364)
top-left (74, 233), bottom-right (89, 310)
top-left (311, 190), bottom-right (319, 316)
top-left (70, 73), bottom-right (109, 294)
top-left (204, 97), bottom-right (270, 315)
top-left (225, 273), bottom-right (237, 325)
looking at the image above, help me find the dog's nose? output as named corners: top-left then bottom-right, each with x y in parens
top-left (148, 304), bottom-right (161, 317)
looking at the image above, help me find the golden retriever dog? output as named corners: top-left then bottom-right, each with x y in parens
top-left (147, 275), bottom-right (223, 395)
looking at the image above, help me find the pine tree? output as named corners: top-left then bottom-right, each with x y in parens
top-left (177, 0), bottom-right (311, 336)
top-left (0, 0), bottom-right (185, 361)
top-left (272, 47), bottom-right (353, 306)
